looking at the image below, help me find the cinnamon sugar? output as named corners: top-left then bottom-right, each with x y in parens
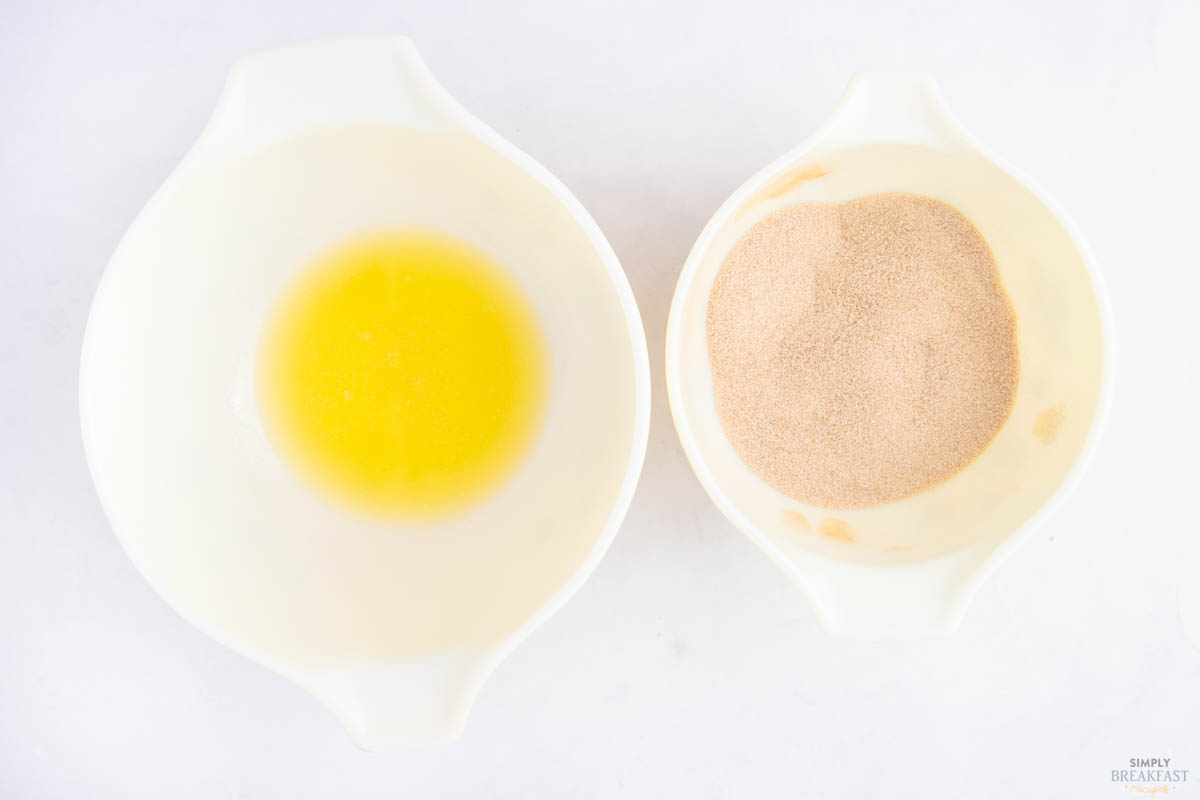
top-left (706, 192), bottom-right (1018, 509)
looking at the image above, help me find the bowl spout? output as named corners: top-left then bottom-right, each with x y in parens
top-left (786, 546), bottom-right (993, 641)
top-left (298, 650), bottom-right (488, 751)
top-left (814, 69), bottom-right (972, 153)
top-left (192, 36), bottom-right (459, 165)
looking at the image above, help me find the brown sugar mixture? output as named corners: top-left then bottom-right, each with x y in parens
top-left (706, 192), bottom-right (1019, 509)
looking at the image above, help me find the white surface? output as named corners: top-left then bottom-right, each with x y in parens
top-left (2, 0), bottom-right (1198, 796)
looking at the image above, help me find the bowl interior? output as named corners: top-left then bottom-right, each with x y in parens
top-left (672, 142), bottom-right (1105, 565)
top-left (81, 125), bottom-right (641, 661)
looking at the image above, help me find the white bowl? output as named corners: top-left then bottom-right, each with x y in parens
top-left (80, 36), bottom-right (650, 750)
top-left (666, 72), bottom-right (1113, 641)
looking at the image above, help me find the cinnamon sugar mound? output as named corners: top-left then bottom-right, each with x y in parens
top-left (706, 192), bottom-right (1018, 509)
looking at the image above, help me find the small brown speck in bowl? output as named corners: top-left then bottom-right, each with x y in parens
top-left (737, 165), bottom-right (830, 218)
top-left (818, 518), bottom-right (855, 542)
top-left (1034, 404), bottom-right (1066, 445)
top-left (783, 510), bottom-right (812, 532)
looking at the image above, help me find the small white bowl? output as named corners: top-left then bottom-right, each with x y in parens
top-left (666, 71), bottom-right (1113, 641)
top-left (80, 36), bottom-right (650, 750)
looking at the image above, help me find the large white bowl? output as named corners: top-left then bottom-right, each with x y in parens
top-left (80, 36), bottom-right (650, 750)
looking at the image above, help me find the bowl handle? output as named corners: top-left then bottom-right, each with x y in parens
top-left (788, 546), bottom-right (993, 641)
top-left (188, 36), bottom-right (461, 166)
top-left (811, 70), bottom-right (974, 153)
top-left (296, 649), bottom-right (489, 752)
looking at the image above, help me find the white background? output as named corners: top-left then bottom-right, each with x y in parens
top-left (3, 0), bottom-right (1199, 797)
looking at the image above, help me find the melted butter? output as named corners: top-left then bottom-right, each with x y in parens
top-left (258, 230), bottom-right (547, 518)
